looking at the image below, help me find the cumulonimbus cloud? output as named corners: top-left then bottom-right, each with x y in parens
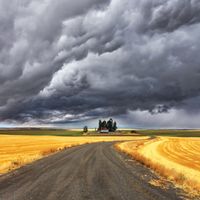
top-left (0, 0), bottom-right (200, 126)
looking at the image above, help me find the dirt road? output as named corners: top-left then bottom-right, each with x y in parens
top-left (0, 142), bottom-right (184, 200)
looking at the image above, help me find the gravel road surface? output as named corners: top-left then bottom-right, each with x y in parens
top-left (0, 142), bottom-right (185, 200)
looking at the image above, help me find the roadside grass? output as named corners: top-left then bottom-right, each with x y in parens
top-left (41, 148), bottom-right (58, 156)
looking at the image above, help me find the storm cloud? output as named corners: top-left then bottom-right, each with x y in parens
top-left (0, 0), bottom-right (200, 127)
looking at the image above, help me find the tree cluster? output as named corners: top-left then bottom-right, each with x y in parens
top-left (83, 126), bottom-right (88, 133)
top-left (98, 118), bottom-right (117, 132)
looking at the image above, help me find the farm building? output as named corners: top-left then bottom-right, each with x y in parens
top-left (100, 128), bottom-right (109, 133)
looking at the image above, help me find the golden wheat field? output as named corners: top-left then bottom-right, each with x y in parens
top-left (117, 137), bottom-right (200, 194)
top-left (0, 135), bottom-right (145, 174)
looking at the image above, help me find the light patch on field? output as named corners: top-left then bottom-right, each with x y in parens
top-left (0, 135), bottom-right (146, 174)
top-left (116, 137), bottom-right (200, 196)
top-left (149, 179), bottom-right (169, 190)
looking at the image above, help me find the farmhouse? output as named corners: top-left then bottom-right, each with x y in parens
top-left (99, 127), bottom-right (109, 133)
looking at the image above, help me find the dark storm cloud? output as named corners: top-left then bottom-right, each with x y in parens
top-left (0, 0), bottom-right (200, 125)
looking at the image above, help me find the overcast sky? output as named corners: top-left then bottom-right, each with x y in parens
top-left (0, 0), bottom-right (200, 128)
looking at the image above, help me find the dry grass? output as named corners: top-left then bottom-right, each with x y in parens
top-left (116, 137), bottom-right (200, 196)
top-left (0, 134), bottom-right (146, 174)
top-left (148, 179), bottom-right (169, 190)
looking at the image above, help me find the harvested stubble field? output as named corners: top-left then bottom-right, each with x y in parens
top-left (116, 137), bottom-right (200, 195)
top-left (0, 134), bottom-right (145, 174)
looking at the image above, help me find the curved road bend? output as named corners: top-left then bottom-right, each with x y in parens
top-left (0, 142), bottom-right (185, 200)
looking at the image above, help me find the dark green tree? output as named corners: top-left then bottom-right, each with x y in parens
top-left (113, 121), bottom-right (117, 131)
top-left (102, 120), bottom-right (107, 129)
top-left (107, 118), bottom-right (113, 132)
top-left (98, 120), bottom-right (102, 130)
top-left (83, 126), bottom-right (88, 133)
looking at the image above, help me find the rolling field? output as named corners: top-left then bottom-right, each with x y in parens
top-left (124, 129), bottom-right (200, 137)
top-left (116, 137), bottom-right (200, 195)
top-left (0, 128), bottom-right (83, 136)
top-left (0, 134), bottom-right (145, 174)
top-left (2, 128), bottom-right (200, 196)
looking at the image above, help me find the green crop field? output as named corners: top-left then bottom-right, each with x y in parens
top-left (0, 128), bottom-right (83, 136)
top-left (124, 129), bottom-right (200, 137)
top-left (1, 128), bottom-right (200, 137)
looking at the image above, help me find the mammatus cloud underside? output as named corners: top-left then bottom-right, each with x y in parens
top-left (0, 0), bottom-right (200, 127)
